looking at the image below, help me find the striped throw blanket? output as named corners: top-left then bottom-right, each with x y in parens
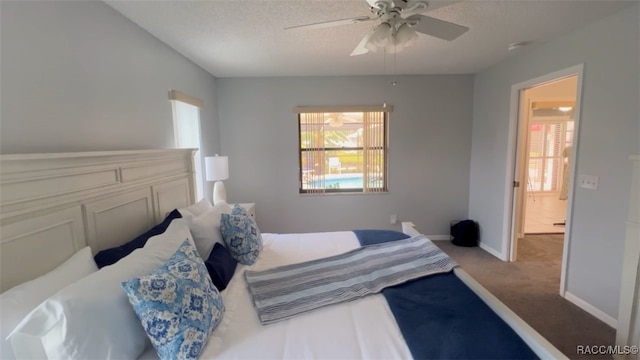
top-left (245, 234), bottom-right (458, 325)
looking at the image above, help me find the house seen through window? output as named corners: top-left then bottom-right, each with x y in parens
top-left (297, 106), bottom-right (391, 194)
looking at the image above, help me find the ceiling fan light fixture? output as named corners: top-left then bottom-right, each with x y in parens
top-left (366, 22), bottom-right (416, 53)
top-left (392, 23), bottom-right (417, 48)
top-left (367, 22), bottom-right (392, 49)
top-left (290, 0), bottom-right (469, 57)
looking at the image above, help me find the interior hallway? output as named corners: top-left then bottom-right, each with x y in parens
top-left (524, 193), bottom-right (567, 234)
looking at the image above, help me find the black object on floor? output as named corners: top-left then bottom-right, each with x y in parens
top-left (450, 220), bottom-right (479, 247)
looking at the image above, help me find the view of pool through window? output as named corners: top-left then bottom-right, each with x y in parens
top-left (298, 108), bottom-right (389, 193)
top-left (310, 173), bottom-right (363, 189)
top-left (306, 173), bottom-right (385, 189)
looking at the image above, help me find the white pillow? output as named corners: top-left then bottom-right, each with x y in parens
top-left (178, 198), bottom-right (213, 218)
top-left (8, 219), bottom-right (193, 360)
top-left (189, 202), bottom-right (232, 259)
top-left (0, 246), bottom-right (98, 360)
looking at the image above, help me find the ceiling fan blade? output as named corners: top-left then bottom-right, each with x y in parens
top-left (285, 16), bottom-right (375, 30)
top-left (406, 14), bottom-right (469, 41)
top-left (350, 33), bottom-right (372, 56)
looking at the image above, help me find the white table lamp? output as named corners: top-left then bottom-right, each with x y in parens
top-left (205, 155), bottom-right (229, 205)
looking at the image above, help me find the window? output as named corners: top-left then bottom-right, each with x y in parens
top-left (527, 102), bottom-right (575, 193)
top-left (296, 106), bottom-right (391, 194)
top-left (170, 90), bottom-right (204, 199)
top-left (527, 119), bottom-right (574, 192)
top-left (528, 122), bottom-right (561, 192)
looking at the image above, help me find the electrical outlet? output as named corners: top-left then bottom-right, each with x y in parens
top-left (390, 214), bottom-right (397, 224)
top-left (578, 174), bottom-right (599, 190)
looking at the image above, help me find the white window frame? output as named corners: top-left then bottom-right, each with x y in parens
top-left (527, 116), bottom-right (573, 193)
top-left (295, 105), bottom-right (392, 194)
top-left (170, 90), bottom-right (204, 200)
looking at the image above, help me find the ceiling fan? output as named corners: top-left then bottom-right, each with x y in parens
top-left (285, 0), bottom-right (469, 56)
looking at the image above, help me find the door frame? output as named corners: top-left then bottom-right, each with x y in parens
top-left (501, 64), bottom-right (584, 296)
top-left (509, 92), bottom-right (533, 261)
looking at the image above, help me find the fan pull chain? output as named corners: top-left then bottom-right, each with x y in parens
top-left (391, 49), bottom-right (397, 86)
top-left (383, 47), bottom-right (387, 77)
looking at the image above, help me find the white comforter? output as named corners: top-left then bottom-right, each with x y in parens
top-left (139, 231), bottom-right (412, 359)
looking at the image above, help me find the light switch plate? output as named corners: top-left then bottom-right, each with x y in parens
top-left (578, 174), bottom-right (599, 190)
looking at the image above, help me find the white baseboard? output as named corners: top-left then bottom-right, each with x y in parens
top-left (426, 235), bottom-right (451, 241)
top-left (564, 291), bottom-right (617, 328)
top-left (479, 242), bottom-right (508, 261)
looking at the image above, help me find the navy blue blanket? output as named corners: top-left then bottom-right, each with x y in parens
top-left (353, 230), bottom-right (538, 360)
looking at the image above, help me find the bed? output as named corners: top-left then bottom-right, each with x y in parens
top-left (0, 149), bottom-right (566, 360)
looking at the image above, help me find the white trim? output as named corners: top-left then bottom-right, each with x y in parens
top-left (502, 83), bottom-right (521, 260)
top-left (480, 241), bottom-right (509, 261)
top-left (168, 89), bottom-right (203, 108)
top-left (401, 221), bottom-right (420, 236)
top-left (559, 67), bottom-right (584, 296)
top-left (293, 105), bottom-right (393, 113)
top-left (503, 64), bottom-right (584, 298)
top-left (171, 100), bottom-right (205, 200)
top-left (616, 157), bottom-right (640, 348)
top-left (425, 235), bottom-right (450, 241)
top-left (564, 291), bottom-right (617, 329)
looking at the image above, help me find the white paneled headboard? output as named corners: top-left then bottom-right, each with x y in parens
top-left (0, 149), bottom-right (197, 292)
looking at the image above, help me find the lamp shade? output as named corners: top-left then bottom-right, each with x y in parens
top-left (392, 23), bottom-right (417, 50)
top-left (365, 22), bottom-right (418, 54)
top-left (205, 155), bottom-right (229, 181)
top-left (365, 22), bottom-right (392, 52)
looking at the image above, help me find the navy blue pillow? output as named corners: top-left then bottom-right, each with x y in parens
top-left (93, 209), bottom-right (182, 268)
top-left (205, 243), bottom-right (238, 291)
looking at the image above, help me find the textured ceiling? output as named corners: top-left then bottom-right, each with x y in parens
top-left (104, 0), bottom-right (636, 78)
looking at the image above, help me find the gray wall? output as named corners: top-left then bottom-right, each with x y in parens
top-left (469, 3), bottom-right (639, 320)
top-left (1, 1), bottom-right (220, 161)
top-left (218, 75), bottom-right (473, 235)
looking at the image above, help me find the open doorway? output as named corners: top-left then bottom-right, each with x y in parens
top-left (522, 78), bottom-right (577, 235)
top-left (505, 65), bottom-right (583, 297)
top-left (518, 78), bottom-right (577, 272)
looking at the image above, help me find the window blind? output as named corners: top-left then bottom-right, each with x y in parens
top-left (363, 111), bottom-right (386, 193)
top-left (302, 112), bottom-right (326, 194)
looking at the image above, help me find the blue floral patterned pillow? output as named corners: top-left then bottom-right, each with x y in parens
top-left (231, 203), bottom-right (250, 217)
top-left (220, 213), bottom-right (262, 265)
top-left (121, 240), bottom-right (224, 360)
